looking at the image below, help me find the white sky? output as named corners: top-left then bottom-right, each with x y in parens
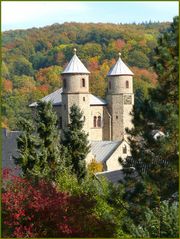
top-left (2, 1), bottom-right (179, 31)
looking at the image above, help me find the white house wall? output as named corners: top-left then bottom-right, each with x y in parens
top-left (106, 141), bottom-right (131, 171)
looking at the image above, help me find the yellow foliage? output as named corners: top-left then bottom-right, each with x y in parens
top-left (88, 158), bottom-right (103, 174)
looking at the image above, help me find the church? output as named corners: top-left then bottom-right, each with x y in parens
top-left (30, 49), bottom-right (134, 172)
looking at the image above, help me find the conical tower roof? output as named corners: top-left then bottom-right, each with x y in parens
top-left (108, 53), bottom-right (134, 76)
top-left (62, 48), bottom-right (90, 74)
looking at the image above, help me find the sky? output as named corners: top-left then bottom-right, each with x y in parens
top-left (2, 1), bottom-right (179, 31)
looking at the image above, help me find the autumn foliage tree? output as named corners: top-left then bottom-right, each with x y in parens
top-left (2, 21), bottom-right (170, 129)
top-left (2, 169), bottom-right (115, 238)
top-left (88, 158), bottom-right (103, 174)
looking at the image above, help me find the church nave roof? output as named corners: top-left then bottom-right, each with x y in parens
top-left (29, 88), bottom-right (107, 107)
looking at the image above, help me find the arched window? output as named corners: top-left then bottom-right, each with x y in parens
top-left (83, 97), bottom-right (85, 101)
top-left (93, 116), bottom-right (97, 127)
top-left (83, 116), bottom-right (86, 122)
top-left (63, 79), bottom-right (66, 88)
top-left (82, 78), bottom-right (85, 87)
top-left (123, 145), bottom-right (127, 154)
top-left (126, 80), bottom-right (129, 88)
top-left (109, 81), bottom-right (111, 90)
top-left (97, 116), bottom-right (101, 128)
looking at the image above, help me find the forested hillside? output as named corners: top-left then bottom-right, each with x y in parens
top-left (2, 22), bottom-right (170, 130)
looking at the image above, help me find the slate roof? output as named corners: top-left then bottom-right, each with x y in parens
top-left (2, 128), bottom-right (21, 173)
top-left (29, 88), bottom-right (107, 107)
top-left (90, 94), bottom-right (107, 105)
top-left (91, 141), bottom-right (121, 163)
top-left (95, 169), bottom-right (125, 184)
top-left (2, 127), bottom-right (125, 182)
top-left (108, 54), bottom-right (134, 76)
top-left (62, 50), bottom-right (90, 74)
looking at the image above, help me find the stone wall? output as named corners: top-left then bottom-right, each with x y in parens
top-left (107, 94), bottom-right (124, 141)
top-left (62, 74), bottom-right (89, 93)
top-left (90, 105), bottom-right (104, 140)
top-left (62, 93), bottom-right (91, 139)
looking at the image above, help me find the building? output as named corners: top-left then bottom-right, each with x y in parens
top-left (30, 49), bottom-right (134, 171)
top-left (2, 49), bottom-right (134, 181)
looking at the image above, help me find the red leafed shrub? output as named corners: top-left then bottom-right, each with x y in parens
top-left (2, 169), bottom-right (115, 238)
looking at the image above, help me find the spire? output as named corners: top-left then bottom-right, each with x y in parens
top-left (107, 53), bottom-right (134, 76)
top-left (73, 48), bottom-right (77, 55)
top-left (62, 48), bottom-right (90, 74)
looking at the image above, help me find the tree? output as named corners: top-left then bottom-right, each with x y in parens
top-left (2, 169), bottom-right (116, 238)
top-left (120, 16), bottom-right (179, 223)
top-left (128, 201), bottom-right (179, 238)
top-left (10, 57), bottom-right (34, 76)
top-left (15, 101), bottom-right (65, 180)
top-left (14, 118), bottom-right (40, 176)
top-left (87, 158), bottom-right (103, 174)
top-left (128, 49), bottom-right (150, 68)
top-left (35, 65), bottom-right (62, 91)
top-left (62, 104), bottom-right (90, 180)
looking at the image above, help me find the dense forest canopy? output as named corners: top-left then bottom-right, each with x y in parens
top-left (2, 21), bottom-right (170, 130)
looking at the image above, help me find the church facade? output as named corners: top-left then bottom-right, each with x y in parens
top-left (30, 49), bottom-right (134, 171)
top-left (60, 48), bottom-right (134, 142)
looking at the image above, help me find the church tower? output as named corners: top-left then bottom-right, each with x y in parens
top-left (107, 53), bottom-right (134, 141)
top-left (61, 49), bottom-right (91, 137)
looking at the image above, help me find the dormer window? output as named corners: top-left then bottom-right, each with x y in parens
top-left (63, 79), bottom-right (66, 89)
top-left (126, 81), bottom-right (129, 88)
top-left (82, 78), bottom-right (85, 87)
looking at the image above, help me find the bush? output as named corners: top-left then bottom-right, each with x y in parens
top-left (2, 169), bottom-right (115, 238)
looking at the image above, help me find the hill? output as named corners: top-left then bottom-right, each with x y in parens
top-left (2, 21), bottom-right (170, 130)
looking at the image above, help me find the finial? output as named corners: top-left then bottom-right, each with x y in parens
top-left (73, 48), bottom-right (77, 55)
top-left (118, 52), bottom-right (121, 58)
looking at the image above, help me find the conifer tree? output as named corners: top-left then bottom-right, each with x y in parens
top-left (14, 118), bottom-right (40, 175)
top-left (15, 101), bottom-right (65, 180)
top-left (120, 16), bottom-right (179, 222)
top-left (128, 201), bottom-right (179, 238)
top-left (62, 104), bottom-right (90, 180)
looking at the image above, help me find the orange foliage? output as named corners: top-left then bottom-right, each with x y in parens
top-left (37, 85), bottom-right (49, 94)
top-left (115, 39), bottom-right (126, 50)
top-left (88, 56), bottom-right (99, 71)
top-left (19, 85), bottom-right (36, 94)
top-left (131, 66), bottom-right (157, 85)
top-left (3, 80), bottom-right (13, 92)
top-left (139, 39), bottom-right (146, 47)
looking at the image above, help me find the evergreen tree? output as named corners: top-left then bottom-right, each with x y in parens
top-left (128, 201), bottom-right (179, 238)
top-left (14, 118), bottom-right (40, 175)
top-left (120, 16), bottom-right (179, 223)
top-left (62, 104), bottom-right (90, 180)
top-left (15, 101), bottom-right (65, 180)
